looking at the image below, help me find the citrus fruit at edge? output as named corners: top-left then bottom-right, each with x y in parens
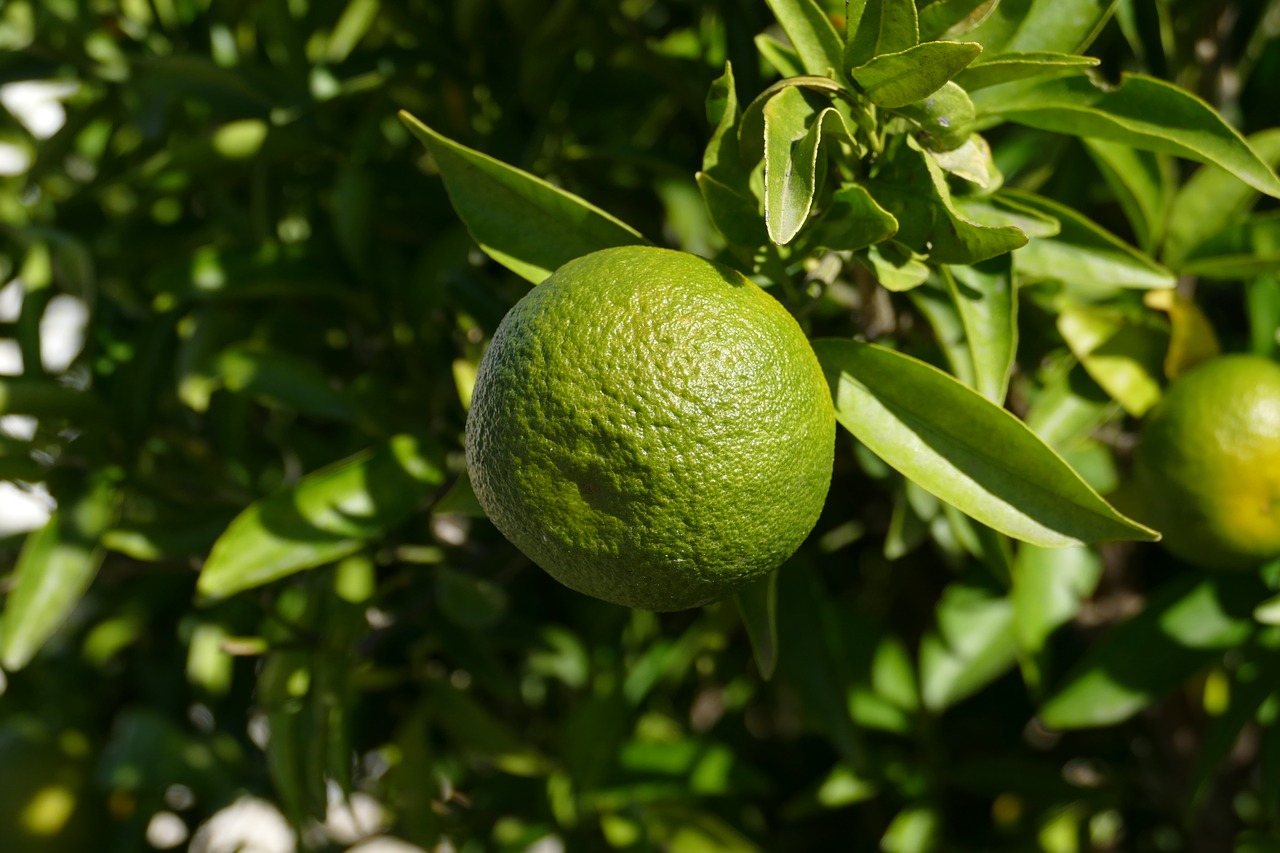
top-left (1134, 354), bottom-right (1280, 570)
top-left (465, 245), bottom-right (835, 610)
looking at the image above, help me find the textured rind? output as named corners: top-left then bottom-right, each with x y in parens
top-left (465, 246), bottom-right (835, 610)
top-left (1135, 355), bottom-right (1280, 570)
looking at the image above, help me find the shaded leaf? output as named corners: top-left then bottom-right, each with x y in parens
top-left (867, 137), bottom-right (1026, 264)
top-left (918, 0), bottom-right (999, 40)
top-left (955, 52), bottom-right (1100, 91)
top-left (851, 41), bottom-right (983, 109)
top-left (1181, 212), bottom-right (1280, 280)
top-left (810, 183), bottom-right (898, 251)
top-left (971, 74), bottom-right (1280, 199)
top-left (1011, 544), bottom-right (1103, 692)
top-left (1163, 128), bottom-right (1280, 266)
top-left (1004, 189), bottom-right (1175, 289)
top-left (811, 338), bottom-right (1157, 547)
top-left (1040, 574), bottom-right (1263, 729)
top-left (697, 172), bottom-right (769, 248)
top-left (941, 255), bottom-right (1016, 404)
top-left (963, 0), bottom-right (1118, 55)
top-left (734, 571), bottom-right (779, 680)
top-left (399, 111), bottom-right (647, 284)
top-left (197, 435), bottom-right (446, 599)
top-left (1084, 139), bottom-right (1174, 253)
top-left (859, 241), bottom-right (931, 291)
top-left (754, 33), bottom-right (806, 79)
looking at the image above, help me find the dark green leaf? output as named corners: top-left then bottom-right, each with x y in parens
top-left (696, 172), bottom-right (769, 248)
top-left (810, 183), bottom-right (898, 251)
top-left (1182, 212), bottom-right (1280, 279)
top-left (845, 0), bottom-right (919, 70)
top-left (1010, 545), bottom-right (1102, 692)
top-left (703, 62), bottom-right (743, 180)
top-left (399, 111), bottom-right (647, 284)
top-left (734, 571), bottom-right (779, 681)
top-left (764, 0), bottom-right (845, 78)
top-left (962, 0), bottom-right (1118, 54)
top-left (867, 137), bottom-right (1026, 264)
top-left (918, 0), bottom-right (999, 40)
top-left (1083, 139), bottom-right (1174, 253)
top-left (197, 435), bottom-right (446, 600)
top-left (1003, 189), bottom-right (1175, 289)
top-left (811, 338), bottom-right (1157, 547)
top-left (972, 74), bottom-right (1280, 199)
top-left (955, 52), bottom-right (1100, 91)
top-left (212, 344), bottom-right (355, 421)
top-left (754, 34), bottom-right (806, 79)
top-left (851, 41), bottom-right (982, 108)
top-left (1039, 574), bottom-right (1264, 730)
top-left (1163, 128), bottom-right (1280, 266)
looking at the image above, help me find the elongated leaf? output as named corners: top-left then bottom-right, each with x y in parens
top-left (941, 256), bottom-right (1016, 403)
top-left (399, 112), bottom-right (647, 283)
top-left (851, 41), bottom-right (982, 108)
top-left (764, 88), bottom-right (857, 244)
top-left (754, 34), bottom-right (806, 79)
top-left (963, 0), bottom-right (1117, 54)
top-left (1163, 128), bottom-right (1280, 266)
top-left (0, 378), bottom-right (107, 420)
top-left (909, 278), bottom-right (976, 387)
top-left (1023, 360), bottom-right (1116, 451)
top-left (212, 344), bottom-right (355, 421)
top-left (1003, 189), bottom-right (1175, 289)
top-left (1011, 544), bottom-right (1102, 692)
top-left (697, 172), bottom-right (769, 247)
top-left (955, 52), bottom-right (1100, 91)
top-left (1182, 212), bottom-right (1280, 279)
top-left (952, 194), bottom-right (1061, 238)
top-left (845, 0), bottom-right (919, 69)
top-left (1057, 305), bottom-right (1168, 417)
top-left (197, 435), bottom-right (446, 599)
top-left (702, 62), bottom-right (742, 180)
top-left (1083, 139), bottom-right (1173, 253)
top-left (735, 571), bottom-right (779, 681)
top-left (811, 338), bottom-right (1157, 546)
top-left (867, 138), bottom-right (1026, 264)
top-left (811, 183), bottom-right (898, 251)
top-left (764, 0), bottom-right (844, 78)
top-left (971, 75), bottom-right (1280, 199)
top-left (920, 583), bottom-right (1018, 710)
top-left (918, 0), bottom-right (999, 40)
top-left (1039, 574), bottom-right (1263, 730)
top-left (1, 473), bottom-right (117, 670)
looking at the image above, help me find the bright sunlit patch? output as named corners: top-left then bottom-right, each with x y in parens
top-left (0, 481), bottom-right (53, 535)
top-left (40, 293), bottom-right (88, 372)
top-left (0, 81), bottom-right (79, 139)
top-left (0, 141), bottom-right (30, 176)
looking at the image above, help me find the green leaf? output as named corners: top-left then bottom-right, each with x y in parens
top-left (0, 378), bottom-right (107, 421)
top-left (866, 137), bottom-right (1026, 264)
top-left (764, 0), bottom-right (845, 78)
top-left (955, 52), bottom-right (1100, 92)
top-left (859, 242), bottom-right (931, 291)
top-left (399, 111), bottom-right (647, 284)
top-left (1010, 544), bottom-right (1102, 692)
top-left (928, 134), bottom-right (1001, 188)
top-left (811, 338), bottom-right (1157, 547)
top-left (197, 435), bottom-right (446, 600)
top-left (734, 571), bottom-right (779, 681)
top-left (952, 194), bottom-right (1061, 238)
top-left (1142, 289), bottom-right (1220, 379)
top-left (962, 0), bottom-right (1118, 55)
top-left (1003, 189), bottom-right (1175, 289)
top-left (918, 0), bottom-right (999, 40)
top-left (1181, 212), bottom-right (1280, 280)
top-left (1, 473), bottom-right (117, 670)
top-left (703, 62), bottom-right (742, 180)
top-left (810, 183), bottom-right (898, 251)
top-left (971, 74), bottom-right (1280, 200)
top-left (941, 256), bottom-right (1016, 404)
top-left (1163, 128), bottom-right (1280, 266)
top-left (920, 583), bottom-right (1018, 710)
top-left (1057, 305), bottom-right (1168, 417)
top-left (1023, 360), bottom-right (1117, 451)
top-left (763, 87), bottom-right (857, 244)
top-left (1083, 139), bottom-right (1174, 253)
top-left (851, 41), bottom-right (982, 109)
top-left (889, 81), bottom-right (976, 151)
top-left (754, 34), bottom-right (806, 79)
top-left (212, 343), bottom-right (355, 421)
top-left (1039, 574), bottom-right (1263, 730)
top-left (845, 0), bottom-right (919, 70)
top-left (696, 172), bottom-right (769, 248)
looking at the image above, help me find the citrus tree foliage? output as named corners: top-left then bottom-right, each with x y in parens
top-left (3, 0), bottom-right (1280, 850)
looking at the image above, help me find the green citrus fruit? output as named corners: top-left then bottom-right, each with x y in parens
top-left (465, 245), bottom-right (835, 610)
top-left (1134, 354), bottom-right (1280, 570)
